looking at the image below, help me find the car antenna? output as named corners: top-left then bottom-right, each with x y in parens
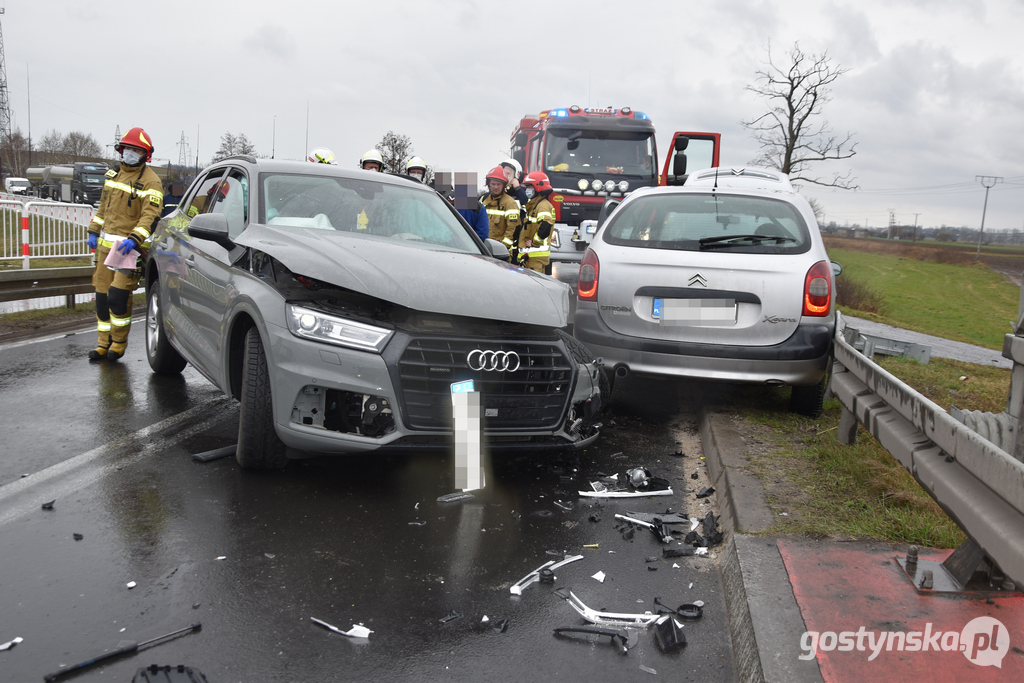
top-left (713, 166), bottom-right (719, 191)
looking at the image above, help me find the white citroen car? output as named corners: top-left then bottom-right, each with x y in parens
top-left (573, 167), bottom-right (841, 416)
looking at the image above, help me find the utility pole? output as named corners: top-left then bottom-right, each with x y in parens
top-left (912, 213), bottom-right (921, 243)
top-left (976, 175), bottom-right (1003, 259)
top-left (887, 209), bottom-right (896, 239)
top-left (272, 115), bottom-right (276, 159)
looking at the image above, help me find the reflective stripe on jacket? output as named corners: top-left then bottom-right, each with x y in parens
top-left (482, 192), bottom-right (520, 245)
top-left (88, 164), bottom-right (163, 248)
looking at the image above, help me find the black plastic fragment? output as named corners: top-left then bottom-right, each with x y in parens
top-left (492, 618), bottom-right (509, 634)
top-left (684, 530), bottom-right (702, 545)
top-left (553, 625), bottom-right (637, 654)
top-left (654, 617), bottom-right (688, 652)
top-left (702, 512), bottom-right (724, 546)
top-left (654, 597), bottom-right (704, 620)
top-left (131, 664), bottom-right (210, 682)
top-left (191, 445), bottom-right (236, 463)
top-left (73, 533), bottom-right (84, 541)
top-left (41, 500), bottom-right (55, 510)
top-left (645, 556), bottom-right (659, 563)
top-left (539, 568), bottom-right (555, 584)
top-left (622, 528), bottom-right (635, 541)
top-left (589, 513), bottom-right (602, 523)
top-left (439, 610), bottom-right (463, 624)
top-left (670, 450), bottom-right (685, 457)
top-left (648, 566), bottom-right (658, 571)
top-left (695, 486), bottom-right (715, 498)
top-left (691, 471), bottom-right (699, 480)
top-left (663, 547), bottom-right (695, 558)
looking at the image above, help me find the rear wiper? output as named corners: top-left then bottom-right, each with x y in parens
top-left (699, 234), bottom-right (796, 249)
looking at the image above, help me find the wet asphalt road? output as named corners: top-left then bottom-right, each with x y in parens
top-left (0, 328), bottom-right (735, 682)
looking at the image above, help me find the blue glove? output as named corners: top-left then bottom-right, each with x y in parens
top-left (87, 233), bottom-right (98, 250)
top-left (117, 237), bottom-right (139, 255)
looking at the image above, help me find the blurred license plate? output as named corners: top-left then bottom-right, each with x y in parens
top-left (653, 298), bottom-right (736, 324)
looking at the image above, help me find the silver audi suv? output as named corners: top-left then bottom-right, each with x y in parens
top-left (572, 167), bottom-right (840, 416)
top-left (144, 157), bottom-right (605, 468)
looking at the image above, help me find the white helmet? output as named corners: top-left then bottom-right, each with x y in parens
top-left (360, 149), bottom-right (384, 171)
top-left (501, 158), bottom-right (522, 176)
top-left (308, 147), bottom-right (336, 164)
top-left (406, 156), bottom-right (427, 182)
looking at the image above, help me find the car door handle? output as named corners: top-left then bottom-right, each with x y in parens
top-left (185, 255), bottom-right (197, 267)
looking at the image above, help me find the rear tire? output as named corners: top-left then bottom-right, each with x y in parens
top-left (145, 279), bottom-right (187, 375)
top-left (790, 372), bottom-right (828, 417)
top-left (237, 327), bottom-right (289, 470)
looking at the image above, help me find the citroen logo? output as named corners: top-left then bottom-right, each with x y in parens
top-left (467, 350), bottom-right (521, 372)
top-left (688, 273), bottom-right (708, 287)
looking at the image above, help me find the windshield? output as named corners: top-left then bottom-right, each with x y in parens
top-left (545, 131), bottom-right (655, 178)
top-left (260, 173), bottom-right (480, 253)
top-left (9, 180), bottom-right (29, 188)
top-left (602, 193), bottom-right (810, 254)
top-left (82, 174), bottom-right (105, 185)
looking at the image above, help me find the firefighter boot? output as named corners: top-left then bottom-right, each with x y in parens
top-left (89, 294), bottom-right (112, 361)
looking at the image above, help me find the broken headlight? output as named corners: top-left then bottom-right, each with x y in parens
top-left (286, 304), bottom-right (393, 353)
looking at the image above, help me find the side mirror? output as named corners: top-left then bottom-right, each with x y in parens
top-left (674, 135), bottom-right (690, 152)
top-left (514, 132), bottom-right (528, 147)
top-left (188, 212), bottom-right (234, 249)
top-left (484, 238), bottom-right (510, 262)
top-left (831, 262), bottom-right (843, 277)
top-left (513, 149), bottom-right (526, 168)
top-left (597, 198), bottom-right (621, 227)
top-left (672, 152), bottom-right (687, 178)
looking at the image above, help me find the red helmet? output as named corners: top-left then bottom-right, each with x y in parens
top-left (485, 166), bottom-right (508, 185)
top-left (117, 127), bottom-right (154, 161)
top-left (523, 171), bottom-right (552, 193)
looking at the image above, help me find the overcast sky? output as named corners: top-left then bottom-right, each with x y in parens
top-left (7, 0), bottom-right (1024, 231)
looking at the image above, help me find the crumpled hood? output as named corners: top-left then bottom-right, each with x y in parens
top-left (236, 223), bottom-right (569, 327)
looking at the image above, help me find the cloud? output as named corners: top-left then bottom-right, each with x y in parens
top-left (242, 24), bottom-right (297, 61)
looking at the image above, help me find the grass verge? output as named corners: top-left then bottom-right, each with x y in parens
top-left (725, 356), bottom-right (1009, 546)
top-left (0, 293), bottom-right (146, 337)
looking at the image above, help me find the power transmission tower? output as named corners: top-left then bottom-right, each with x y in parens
top-left (176, 131), bottom-right (190, 179)
top-left (0, 7), bottom-right (13, 179)
top-left (976, 175), bottom-right (1003, 259)
top-left (109, 125), bottom-right (121, 158)
top-left (887, 209), bottom-right (896, 239)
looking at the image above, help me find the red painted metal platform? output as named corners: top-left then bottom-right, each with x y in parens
top-left (777, 539), bottom-right (1024, 681)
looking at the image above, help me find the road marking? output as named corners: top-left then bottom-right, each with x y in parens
top-left (0, 396), bottom-right (235, 527)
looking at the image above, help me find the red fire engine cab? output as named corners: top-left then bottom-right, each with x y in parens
top-left (510, 105), bottom-right (720, 263)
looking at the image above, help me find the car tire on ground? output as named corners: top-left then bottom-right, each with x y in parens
top-left (237, 327), bottom-right (289, 470)
top-left (145, 280), bottom-right (187, 375)
top-left (790, 371), bottom-right (828, 417)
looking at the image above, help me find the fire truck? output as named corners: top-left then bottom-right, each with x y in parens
top-left (510, 106), bottom-right (720, 263)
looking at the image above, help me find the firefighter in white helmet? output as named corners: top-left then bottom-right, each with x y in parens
top-left (85, 126), bottom-right (163, 361)
top-left (308, 147), bottom-right (336, 164)
top-left (360, 149), bottom-right (384, 172)
top-left (406, 156), bottom-right (427, 182)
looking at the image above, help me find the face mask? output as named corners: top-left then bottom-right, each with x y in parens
top-left (122, 149), bottom-right (144, 166)
top-left (524, 188), bottom-right (535, 199)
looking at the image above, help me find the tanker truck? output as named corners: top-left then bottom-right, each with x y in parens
top-left (25, 162), bottom-right (109, 204)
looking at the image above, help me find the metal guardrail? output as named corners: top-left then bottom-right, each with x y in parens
top-left (0, 266), bottom-right (94, 304)
top-left (831, 314), bottom-right (1024, 589)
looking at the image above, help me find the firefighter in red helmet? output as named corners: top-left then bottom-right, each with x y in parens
top-left (85, 126), bottom-right (164, 361)
top-left (518, 171), bottom-right (555, 274)
top-left (481, 165), bottom-right (520, 249)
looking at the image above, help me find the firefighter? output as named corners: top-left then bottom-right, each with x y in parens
top-left (481, 165), bottom-right (520, 250)
top-left (500, 158), bottom-right (529, 204)
top-left (85, 127), bottom-right (163, 361)
top-left (360, 149), bottom-right (384, 172)
top-left (517, 171), bottom-right (556, 274)
top-left (406, 156), bottom-right (427, 182)
top-left (308, 147), bottom-right (336, 164)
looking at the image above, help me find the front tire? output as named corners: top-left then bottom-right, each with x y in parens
top-left (146, 279), bottom-right (187, 375)
top-left (237, 327), bottom-right (289, 470)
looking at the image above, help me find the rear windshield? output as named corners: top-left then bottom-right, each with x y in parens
top-left (259, 173), bottom-right (480, 253)
top-left (601, 192), bottom-right (811, 254)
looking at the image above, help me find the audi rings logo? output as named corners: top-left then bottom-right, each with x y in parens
top-left (467, 349), bottom-right (521, 372)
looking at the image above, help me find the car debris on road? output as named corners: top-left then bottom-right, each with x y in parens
top-left (311, 617), bottom-right (372, 638)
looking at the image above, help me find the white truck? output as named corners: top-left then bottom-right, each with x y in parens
top-left (4, 177), bottom-right (30, 196)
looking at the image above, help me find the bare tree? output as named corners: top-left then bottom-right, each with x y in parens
top-left (806, 197), bottom-right (825, 225)
top-left (63, 131), bottom-right (103, 159)
top-left (38, 129), bottom-right (64, 157)
top-left (742, 42), bottom-right (858, 189)
top-left (375, 131), bottom-right (413, 174)
top-left (212, 132), bottom-right (257, 163)
top-left (1, 128), bottom-right (29, 175)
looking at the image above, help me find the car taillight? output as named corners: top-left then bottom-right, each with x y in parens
top-left (578, 248), bottom-right (599, 301)
top-left (802, 260), bottom-right (832, 316)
